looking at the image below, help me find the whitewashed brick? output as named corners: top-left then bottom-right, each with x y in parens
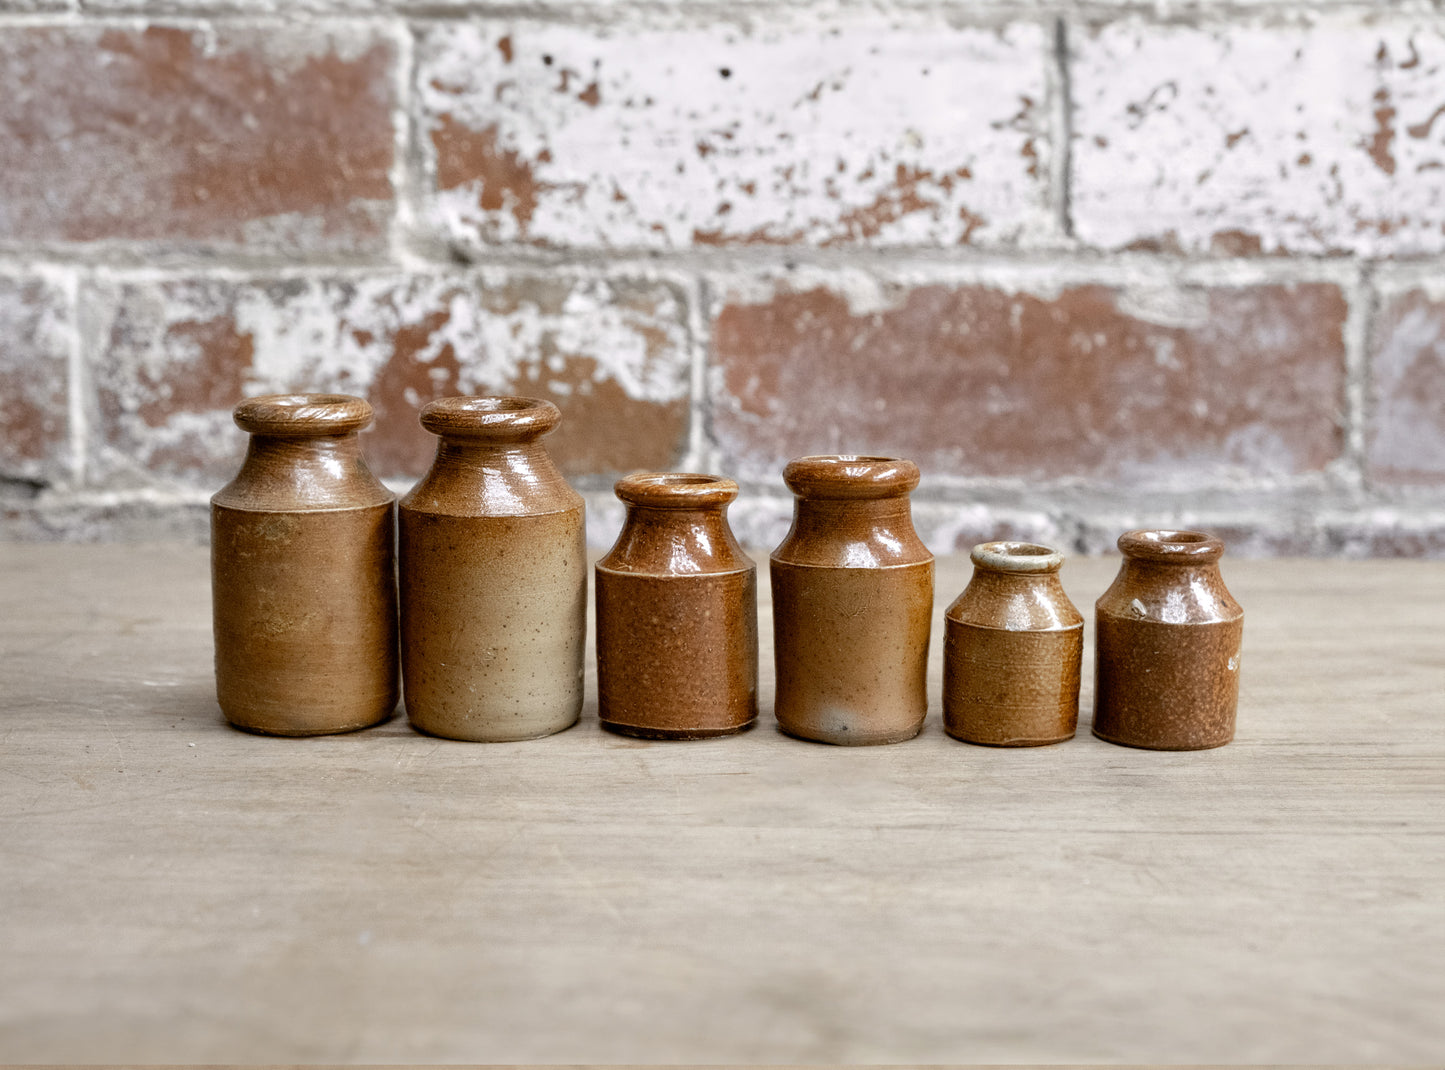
top-left (1072, 18), bottom-right (1445, 257)
top-left (417, 17), bottom-right (1053, 250)
top-left (85, 271), bottom-right (693, 486)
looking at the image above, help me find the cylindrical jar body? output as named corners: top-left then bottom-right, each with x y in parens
top-left (399, 397), bottom-right (586, 742)
top-left (1093, 529), bottom-right (1244, 750)
top-left (943, 542), bottom-right (1082, 746)
top-left (770, 456), bottom-right (933, 746)
top-left (596, 474), bottom-right (758, 739)
top-left (211, 394), bottom-right (398, 736)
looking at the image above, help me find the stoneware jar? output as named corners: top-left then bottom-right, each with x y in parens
top-left (770, 455), bottom-right (933, 746)
top-left (595, 473), bottom-right (758, 739)
top-left (211, 393), bottom-right (398, 736)
top-left (943, 541), bottom-right (1083, 747)
top-left (1093, 529), bottom-right (1244, 750)
top-left (399, 396), bottom-right (586, 742)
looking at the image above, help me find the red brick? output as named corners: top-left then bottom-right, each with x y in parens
top-left (417, 19), bottom-right (1052, 250)
top-left (0, 25), bottom-right (395, 253)
top-left (1368, 289), bottom-right (1445, 485)
top-left (0, 275), bottom-right (70, 484)
top-left (86, 272), bottom-right (691, 487)
top-left (709, 275), bottom-right (1347, 485)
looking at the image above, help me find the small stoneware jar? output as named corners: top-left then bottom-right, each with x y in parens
top-left (770, 455), bottom-right (933, 746)
top-left (1093, 529), bottom-right (1244, 750)
top-left (399, 396), bottom-right (586, 742)
top-left (943, 542), bottom-right (1083, 747)
top-left (211, 393), bottom-right (398, 736)
top-left (595, 473), bottom-right (758, 739)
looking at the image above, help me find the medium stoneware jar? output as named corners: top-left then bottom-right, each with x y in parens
top-left (1093, 529), bottom-right (1244, 750)
top-left (943, 541), bottom-right (1083, 747)
top-left (399, 396), bottom-right (586, 742)
top-left (770, 455), bottom-right (933, 746)
top-left (595, 473), bottom-right (758, 739)
top-left (211, 393), bottom-right (398, 736)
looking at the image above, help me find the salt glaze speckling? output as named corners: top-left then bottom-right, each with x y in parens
top-left (1093, 529), bottom-right (1244, 751)
top-left (596, 473), bottom-right (758, 739)
top-left (211, 393), bottom-right (398, 736)
top-left (943, 542), bottom-right (1083, 747)
top-left (771, 456), bottom-right (933, 746)
top-left (400, 397), bottom-right (586, 742)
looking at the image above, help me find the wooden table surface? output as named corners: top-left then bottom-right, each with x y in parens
top-left (1, 543), bottom-right (1442, 1064)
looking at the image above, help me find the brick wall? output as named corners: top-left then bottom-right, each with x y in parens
top-left (2, 1), bottom-right (1444, 556)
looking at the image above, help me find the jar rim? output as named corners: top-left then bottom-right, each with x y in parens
top-left (1117, 528), bottom-right (1225, 562)
top-left (420, 395), bottom-right (560, 439)
top-left (615, 472), bottom-right (739, 508)
top-left (233, 393), bottom-right (372, 436)
top-left (783, 454), bottom-right (920, 499)
top-left (970, 541), bottom-right (1064, 573)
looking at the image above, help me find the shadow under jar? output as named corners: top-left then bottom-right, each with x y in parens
top-left (943, 541), bottom-right (1083, 746)
top-left (770, 455), bottom-right (933, 746)
top-left (1093, 529), bottom-right (1244, 751)
top-left (595, 473), bottom-right (758, 739)
top-left (211, 393), bottom-right (398, 736)
top-left (399, 397), bottom-right (586, 742)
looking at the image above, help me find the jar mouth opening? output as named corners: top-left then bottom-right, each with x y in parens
top-left (233, 393), bottom-right (372, 436)
top-left (783, 454), bottom-right (920, 500)
top-left (1118, 528), bottom-right (1225, 562)
top-left (969, 541), bottom-right (1064, 573)
top-left (615, 472), bottom-right (739, 508)
top-left (420, 395), bottom-right (560, 439)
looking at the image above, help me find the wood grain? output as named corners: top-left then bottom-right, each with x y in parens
top-left (0, 544), bottom-right (1441, 1063)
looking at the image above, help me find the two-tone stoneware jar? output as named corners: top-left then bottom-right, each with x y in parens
top-left (770, 455), bottom-right (933, 745)
top-left (943, 542), bottom-right (1083, 746)
top-left (211, 393), bottom-right (398, 736)
top-left (595, 473), bottom-right (758, 739)
top-left (1093, 529), bottom-right (1244, 750)
top-left (399, 397), bottom-right (586, 742)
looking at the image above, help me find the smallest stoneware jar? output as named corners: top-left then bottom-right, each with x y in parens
top-left (1093, 529), bottom-right (1244, 751)
top-left (943, 542), bottom-right (1083, 746)
top-left (595, 473), bottom-right (758, 739)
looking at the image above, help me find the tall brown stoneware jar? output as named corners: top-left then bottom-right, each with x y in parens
top-left (211, 394), bottom-right (398, 736)
top-left (771, 455), bottom-right (933, 746)
top-left (400, 397), bottom-right (585, 742)
top-left (943, 542), bottom-right (1083, 746)
top-left (1093, 529), bottom-right (1244, 750)
top-left (595, 473), bottom-right (758, 739)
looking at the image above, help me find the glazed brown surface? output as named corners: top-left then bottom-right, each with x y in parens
top-left (943, 542), bottom-right (1083, 747)
top-left (1093, 529), bottom-right (1245, 750)
top-left (770, 455), bottom-right (932, 745)
top-left (210, 393), bottom-right (398, 736)
top-left (399, 396), bottom-right (586, 743)
top-left (595, 473), bottom-right (758, 739)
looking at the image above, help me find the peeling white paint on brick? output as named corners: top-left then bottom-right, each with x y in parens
top-left (1073, 17), bottom-right (1445, 256)
top-left (418, 17), bottom-right (1053, 250)
top-left (86, 270), bottom-right (691, 485)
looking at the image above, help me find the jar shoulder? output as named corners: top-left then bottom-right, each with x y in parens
top-left (400, 449), bottom-right (583, 519)
top-left (945, 572), bottom-right (1084, 631)
top-left (1095, 561), bottom-right (1243, 625)
top-left (771, 507), bottom-right (932, 568)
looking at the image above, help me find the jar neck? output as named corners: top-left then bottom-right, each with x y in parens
top-left (600, 503), bottom-right (753, 575)
top-left (215, 432), bottom-right (392, 511)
